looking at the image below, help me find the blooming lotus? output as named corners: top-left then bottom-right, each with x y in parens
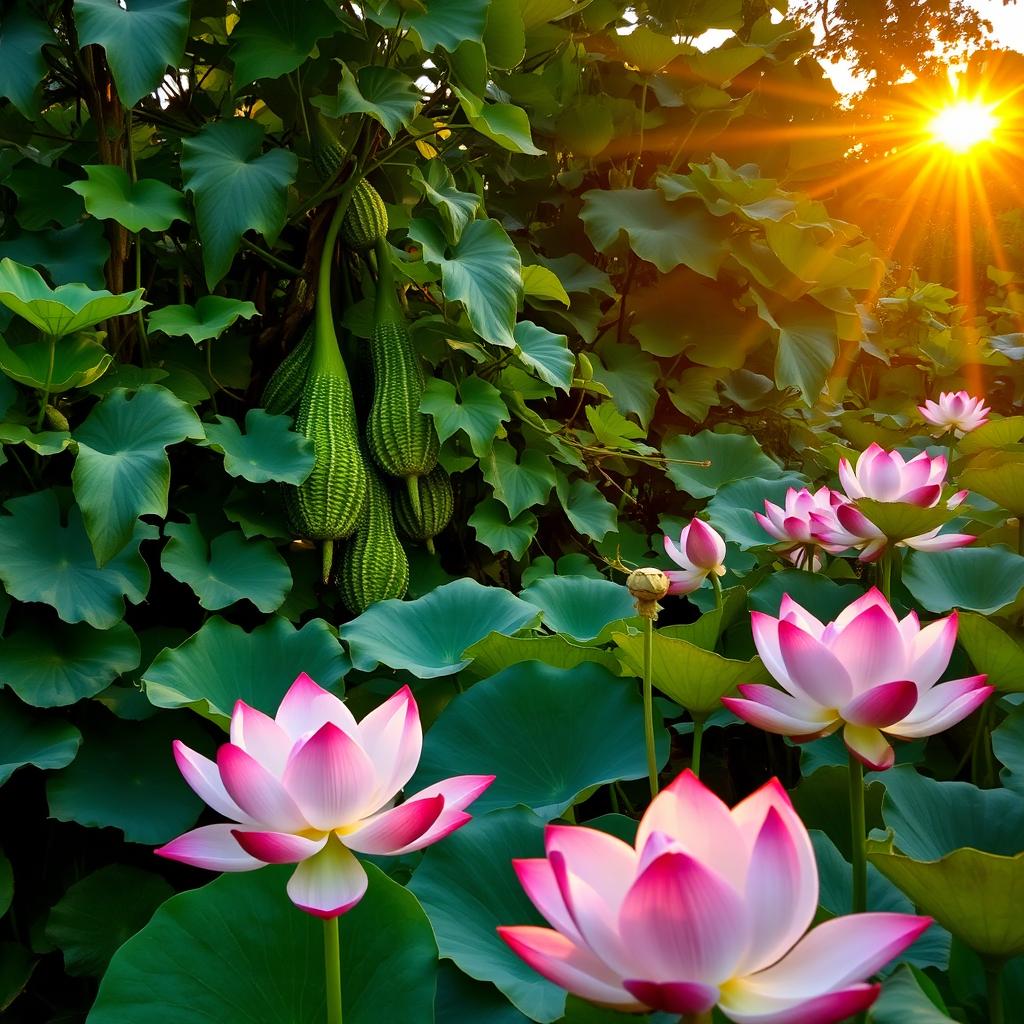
top-left (499, 770), bottom-right (930, 1022)
top-left (754, 486), bottom-right (849, 569)
top-left (919, 391), bottom-right (990, 436)
top-left (664, 519), bottom-right (726, 595)
top-left (722, 589), bottom-right (993, 770)
top-left (156, 673), bottom-right (493, 917)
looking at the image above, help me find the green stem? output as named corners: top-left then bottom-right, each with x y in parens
top-left (642, 615), bottom-right (659, 799)
top-left (322, 540), bottom-right (334, 584)
top-left (406, 475), bottom-right (423, 524)
top-left (848, 752), bottom-right (867, 914)
top-left (34, 335), bottom-right (56, 432)
top-left (241, 237), bottom-right (303, 276)
top-left (711, 572), bottom-right (724, 612)
top-left (323, 917), bottom-right (343, 1024)
top-left (691, 716), bottom-right (705, 780)
top-left (878, 550), bottom-right (892, 604)
top-left (984, 957), bottom-right (1005, 1024)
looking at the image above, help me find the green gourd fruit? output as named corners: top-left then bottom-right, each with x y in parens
top-left (341, 180), bottom-right (388, 252)
top-left (394, 465), bottom-right (454, 543)
top-left (262, 324), bottom-right (313, 416)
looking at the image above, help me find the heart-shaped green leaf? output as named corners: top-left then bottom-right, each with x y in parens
top-left (421, 375), bottom-right (509, 457)
top-left (0, 333), bottom-right (112, 392)
top-left (144, 615), bottom-right (348, 721)
top-left (469, 498), bottom-right (537, 559)
top-left (0, 259), bottom-right (145, 339)
top-left (663, 430), bottom-right (782, 499)
top-left (0, 8), bottom-right (53, 117)
top-left (0, 691), bottom-right (81, 785)
top-left (0, 490), bottom-right (155, 629)
top-left (203, 409), bottom-right (314, 485)
top-left (87, 864), bottom-right (437, 1024)
top-left (514, 321), bottom-right (574, 391)
top-left (147, 296), bottom-right (258, 344)
top-left (411, 661), bottom-right (669, 818)
top-left (481, 441), bottom-right (556, 517)
top-left (67, 166), bottom-right (188, 234)
top-left (519, 575), bottom-right (635, 642)
top-left (462, 631), bottom-right (621, 678)
top-left (340, 577), bottom-right (538, 677)
top-left (902, 546), bottom-right (1024, 614)
top-left (315, 64), bottom-right (421, 139)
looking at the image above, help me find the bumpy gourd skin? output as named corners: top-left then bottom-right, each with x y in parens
top-left (337, 461), bottom-right (409, 614)
top-left (366, 236), bottom-right (439, 480)
top-left (394, 465), bottom-right (454, 542)
top-left (341, 180), bottom-right (388, 252)
top-left (262, 324), bottom-right (313, 416)
top-left (284, 371), bottom-right (367, 540)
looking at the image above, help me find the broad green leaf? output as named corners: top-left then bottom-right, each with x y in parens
top-left (590, 342), bottom-right (660, 427)
top-left (410, 807), bottom-right (566, 1023)
top-left (867, 767), bottom-right (1024, 958)
top-left (854, 499), bottom-right (953, 541)
top-left (616, 24), bottom-right (690, 72)
top-left (144, 615), bottom-right (347, 720)
top-left (411, 662), bottom-right (669, 818)
top-left (0, 490), bottom-right (154, 629)
top-left (0, 618), bottom-right (140, 707)
top-left (521, 266), bottom-right (570, 306)
top-left (520, 575), bottom-right (635, 641)
top-left (340, 577), bottom-right (538, 677)
top-left (315, 64), bottom-right (420, 139)
top-left (462, 631), bottom-right (621, 678)
top-left (0, 8), bottom-right (53, 117)
top-left (0, 258), bottom-right (146, 338)
top-left (663, 430), bottom-right (781, 499)
top-left (376, 0), bottom-right (490, 53)
top-left (483, 0), bottom-right (525, 68)
top-left (771, 300), bottom-right (838, 405)
top-left (147, 296), bottom-right (258, 343)
top-left (7, 164), bottom-right (84, 231)
top-left (411, 162), bottom-right (479, 244)
top-left (707, 472), bottom-right (810, 548)
top-left (481, 441), bottom-right (556, 517)
top-left (181, 119), bottom-right (298, 289)
top-left (993, 705), bottom-right (1024, 792)
top-left (556, 476), bottom-right (617, 542)
top-left (0, 942), bottom-right (34, 1009)
top-left (67, 166), bottom-right (188, 233)
top-left (0, 220), bottom-right (109, 288)
top-left (869, 967), bottom-right (956, 1023)
top-left (161, 517), bottom-right (291, 613)
top-left (0, 691), bottom-right (81, 786)
top-left (580, 188), bottom-right (728, 277)
top-left (436, 219), bottom-right (522, 348)
top-left (72, 386), bottom-right (204, 566)
top-left (421, 375), bottom-right (509, 456)
top-left (469, 498), bottom-right (537, 558)
top-left (0, 852), bottom-right (10, 917)
top-left (88, 865), bottom-right (437, 1024)
top-left (514, 321), bottom-right (573, 391)
top-left (454, 87), bottom-right (544, 155)
top-left (435, 963), bottom-right (531, 1024)
top-left (960, 451), bottom-right (1024, 514)
top-left (955, 414), bottom-right (1024, 454)
top-left (203, 409), bottom-right (315, 484)
top-left (614, 629), bottom-right (770, 714)
top-left (555, 96), bottom-right (614, 157)
top-left (749, 571), bottom-right (865, 623)
top-left (47, 866), bottom-right (172, 977)
top-left (47, 708), bottom-right (206, 844)
top-left (792, 765), bottom-right (885, 862)
top-left (584, 402), bottom-right (645, 448)
top-left (902, 546), bottom-right (1024, 615)
top-left (0, 333), bottom-right (112, 392)
top-left (229, 0), bottom-right (341, 86)
top-left (74, 0), bottom-right (190, 107)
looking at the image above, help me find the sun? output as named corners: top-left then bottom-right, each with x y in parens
top-left (928, 100), bottom-right (999, 154)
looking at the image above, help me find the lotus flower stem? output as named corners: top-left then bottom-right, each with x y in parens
top-left (877, 551), bottom-right (892, 604)
top-left (643, 615), bottom-right (659, 798)
top-left (984, 957), bottom-right (1005, 1024)
top-left (848, 753), bottom-right (867, 914)
top-left (710, 572), bottom-right (723, 611)
top-left (324, 917), bottom-right (343, 1024)
top-left (690, 715), bottom-right (705, 779)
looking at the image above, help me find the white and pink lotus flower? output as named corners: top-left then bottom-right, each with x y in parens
top-left (664, 518), bottom-right (727, 595)
top-left (499, 769), bottom-right (930, 1022)
top-left (919, 390), bottom-right (990, 436)
top-left (754, 486), bottom-right (849, 570)
top-left (156, 673), bottom-right (493, 917)
top-left (722, 589), bottom-right (993, 770)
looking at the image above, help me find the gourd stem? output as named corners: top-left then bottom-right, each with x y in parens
top-left (322, 540), bottom-right (334, 584)
top-left (323, 917), bottom-right (343, 1024)
top-left (848, 752), bottom-right (867, 914)
top-left (643, 615), bottom-right (659, 798)
top-left (405, 475), bottom-right (423, 525)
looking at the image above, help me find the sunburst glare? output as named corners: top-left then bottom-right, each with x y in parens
top-left (928, 99), bottom-right (1000, 153)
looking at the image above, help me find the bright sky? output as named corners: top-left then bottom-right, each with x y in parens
top-left (824, 0), bottom-right (1024, 94)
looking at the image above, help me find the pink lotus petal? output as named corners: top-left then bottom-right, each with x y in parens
top-left (275, 672), bottom-right (358, 742)
top-left (777, 621), bottom-right (853, 708)
top-left (286, 836), bottom-right (368, 918)
top-left (282, 722), bottom-right (378, 831)
top-left (622, 979), bottom-right (719, 1014)
top-left (723, 691), bottom-right (836, 738)
top-left (341, 795), bottom-right (444, 855)
top-left (664, 532), bottom-right (691, 571)
top-left (837, 457), bottom-right (863, 501)
top-left (859, 449), bottom-right (903, 501)
top-left (404, 774), bottom-right (495, 813)
top-left (842, 724), bottom-right (895, 771)
top-left (750, 612), bottom-right (789, 684)
top-left (217, 743), bottom-right (308, 832)
top-left (512, 858), bottom-right (583, 942)
top-left (755, 511), bottom-right (790, 543)
top-left (545, 823), bottom-right (638, 910)
top-left (155, 824), bottom-right (263, 872)
top-left (231, 829), bottom-right (327, 864)
top-left (778, 596), bottom-right (826, 638)
top-left (618, 851), bottom-right (747, 982)
top-left (172, 741), bottom-right (250, 823)
top-left (719, 982), bottom-right (881, 1024)
top-left (835, 503), bottom-right (883, 541)
top-left (230, 701), bottom-right (292, 777)
top-left (685, 519), bottom-right (726, 570)
top-left (830, 604), bottom-right (907, 692)
top-left (887, 677), bottom-right (993, 738)
top-left (665, 569), bottom-right (705, 595)
top-left (498, 926), bottom-right (640, 1007)
top-left (357, 685), bottom-right (422, 805)
top-left (549, 848), bottom-right (628, 969)
top-left (903, 530), bottom-right (974, 552)
top-left (842, 680), bottom-right (918, 728)
top-left (900, 484), bottom-right (942, 508)
top-left (907, 613), bottom-right (957, 688)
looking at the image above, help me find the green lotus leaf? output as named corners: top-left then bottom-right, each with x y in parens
top-left (956, 611), bottom-right (1024, 693)
top-left (854, 499), bottom-right (953, 541)
top-left (462, 631), bottom-right (621, 678)
top-left (959, 450), bottom-right (1024, 515)
top-left (902, 546), bottom-right (1024, 615)
top-left (519, 575), bottom-right (635, 642)
top-left (0, 691), bottom-right (81, 786)
top-left (203, 408), bottom-right (315, 485)
top-left (67, 166), bottom-right (188, 234)
top-left (0, 333), bottom-right (112, 392)
top-left (662, 430), bottom-right (783, 499)
top-left (147, 296), bottom-right (258, 344)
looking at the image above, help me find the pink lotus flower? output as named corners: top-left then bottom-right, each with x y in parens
top-left (499, 770), bottom-right (930, 1022)
top-left (816, 502), bottom-right (975, 562)
top-left (722, 590), bottom-right (993, 770)
top-left (156, 673), bottom-right (493, 917)
top-left (754, 486), bottom-right (849, 569)
top-left (837, 443), bottom-right (962, 509)
top-left (919, 391), bottom-right (990, 436)
top-left (664, 519), bottom-right (726, 595)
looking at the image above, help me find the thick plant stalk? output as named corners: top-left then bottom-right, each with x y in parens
top-left (985, 957), bottom-right (1005, 1024)
top-left (690, 715), bottom-right (706, 779)
top-left (848, 752), bottom-right (867, 914)
top-left (643, 614), bottom-right (658, 798)
top-left (324, 917), bottom-right (343, 1024)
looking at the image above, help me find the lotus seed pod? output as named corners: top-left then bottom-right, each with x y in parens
top-left (626, 567), bottom-right (670, 619)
